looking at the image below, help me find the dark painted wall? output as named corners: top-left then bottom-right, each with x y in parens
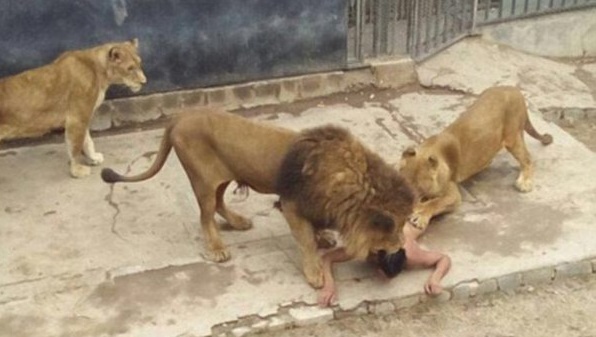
top-left (0, 0), bottom-right (347, 98)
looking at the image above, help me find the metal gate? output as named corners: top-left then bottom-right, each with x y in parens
top-left (407, 0), bottom-right (476, 60)
top-left (348, 0), bottom-right (596, 62)
top-left (347, 0), bottom-right (475, 62)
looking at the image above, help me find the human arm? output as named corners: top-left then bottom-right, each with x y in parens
top-left (318, 247), bottom-right (351, 307)
top-left (404, 240), bottom-right (451, 295)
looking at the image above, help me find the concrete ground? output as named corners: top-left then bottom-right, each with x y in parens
top-left (1, 38), bottom-right (596, 337)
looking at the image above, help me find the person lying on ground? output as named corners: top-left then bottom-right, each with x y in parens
top-left (317, 223), bottom-right (451, 307)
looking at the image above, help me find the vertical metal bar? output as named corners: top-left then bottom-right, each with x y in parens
top-left (461, 0), bottom-right (466, 32)
top-left (511, 0), bottom-right (516, 15)
top-left (472, 0), bottom-right (479, 30)
top-left (355, 0), bottom-right (363, 61)
top-left (388, 0), bottom-right (396, 54)
top-left (484, 0), bottom-right (490, 20)
top-left (562, 0), bottom-right (567, 7)
top-left (381, 0), bottom-right (389, 55)
top-left (537, 0), bottom-right (541, 11)
top-left (434, 0), bottom-right (442, 47)
top-left (524, 0), bottom-right (529, 13)
top-left (549, 0), bottom-right (554, 8)
top-left (423, 0), bottom-right (430, 53)
top-left (372, 0), bottom-right (378, 57)
top-left (406, 0), bottom-right (415, 54)
top-left (445, 0), bottom-right (451, 42)
top-left (498, 0), bottom-right (503, 18)
top-left (415, 0), bottom-right (422, 57)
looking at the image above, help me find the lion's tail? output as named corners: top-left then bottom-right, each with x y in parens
top-left (524, 119), bottom-right (553, 146)
top-left (101, 125), bottom-right (173, 183)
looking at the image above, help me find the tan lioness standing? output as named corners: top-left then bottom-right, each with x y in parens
top-left (0, 39), bottom-right (147, 178)
top-left (399, 86), bottom-right (553, 231)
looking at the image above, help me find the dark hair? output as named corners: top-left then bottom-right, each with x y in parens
top-left (377, 249), bottom-right (407, 278)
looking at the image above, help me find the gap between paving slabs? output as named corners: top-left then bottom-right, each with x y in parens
top-left (206, 260), bottom-right (596, 336)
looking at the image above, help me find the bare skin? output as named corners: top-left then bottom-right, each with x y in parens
top-left (318, 223), bottom-right (451, 307)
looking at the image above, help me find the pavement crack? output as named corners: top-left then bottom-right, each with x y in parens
top-left (105, 183), bottom-right (127, 242)
top-left (375, 117), bottom-right (399, 140)
top-left (104, 153), bottom-right (153, 243)
top-left (381, 102), bottom-right (426, 144)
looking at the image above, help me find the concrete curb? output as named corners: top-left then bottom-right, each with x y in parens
top-left (90, 58), bottom-right (417, 132)
top-left (208, 257), bottom-right (596, 337)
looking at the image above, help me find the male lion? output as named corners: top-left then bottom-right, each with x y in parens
top-left (101, 108), bottom-right (297, 262)
top-left (0, 39), bottom-right (146, 178)
top-left (277, 126), bottom-right (415, 288)
top-left (399, 86), bottom-right (553, 231)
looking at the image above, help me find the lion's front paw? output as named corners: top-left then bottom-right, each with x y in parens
top-left (204, 247), bottom-right (231, 262)
top-left (515, 176), bottom-right (533, 193)
top-left (86, 152), bottom-right (104, 166)
top-left (304, 261), bottom-right (324, 289)
top-left (70, 163), bottom-right (91, 178)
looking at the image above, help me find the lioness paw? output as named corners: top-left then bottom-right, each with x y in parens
top-left (86, 152), bottom-right (104, 166)
top-left (70, 163), bottom-right (91, 178)
top-left (408, 213), bottom-right (429, 231)
top-left (515, 177), bottom-right (533, 193)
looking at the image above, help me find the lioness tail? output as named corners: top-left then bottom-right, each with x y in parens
top-left (101, 125), bottom-right (173, 183)
top-left (524, 119), bottom-right (553, 145)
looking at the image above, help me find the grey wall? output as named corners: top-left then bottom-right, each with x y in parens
top-left (0, 0), bottom-right (347, 98)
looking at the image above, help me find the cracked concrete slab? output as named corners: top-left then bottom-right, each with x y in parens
top-left (2, 41), bottom-right (596, 336)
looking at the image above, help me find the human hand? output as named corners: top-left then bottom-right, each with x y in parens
top-left (424, 280), bottom-right (443, 296)
top-left (318, 286), bottom-right (336, 307)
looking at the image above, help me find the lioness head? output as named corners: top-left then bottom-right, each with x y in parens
top-left (399, 145), bottom-right (451, 199)
top-left (106, 38), bottom-right (147, 92)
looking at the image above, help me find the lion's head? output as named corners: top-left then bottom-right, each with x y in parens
top-left (342, 206), bottom-right (408, 260)
top-left (399, 143), bottom-right (451, 199)
top-left (106, 39), bottom-right (146, 93)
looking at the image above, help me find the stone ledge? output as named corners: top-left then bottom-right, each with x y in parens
top-left (90, 58), bottom-right (417, 132)
top-left (207, 257), bottom-right (596, 337)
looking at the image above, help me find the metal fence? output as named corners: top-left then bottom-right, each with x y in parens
top-left (348, 0), bottom-right (596, 62)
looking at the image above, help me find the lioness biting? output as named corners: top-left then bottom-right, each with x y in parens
top-left (277, 126), bottom-right (415, 288)
top-left (101, 108), bottom-right (297, 262)
top-left (0, 39), bottom-right (146, 178)
top-left (399, 86), bottom-right (553, 231)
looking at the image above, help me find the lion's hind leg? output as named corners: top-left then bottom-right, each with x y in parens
top-left (176, 148), bottom-right (231, 262)
top-left (216, 182), bottom-right (253, 230)
top-left (193, 184), bottom-right (232, 262)
top-left (505, 133), bottom-right (534, 192)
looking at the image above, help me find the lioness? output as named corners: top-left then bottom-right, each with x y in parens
top-left (0, 39), bottom-right (146, 178)
top-left (101, 108), bottom-right (297, 262)
top-left (277, 126), bottom-right (415, 288)
top-left (399, 86), bottom-right (553, 231)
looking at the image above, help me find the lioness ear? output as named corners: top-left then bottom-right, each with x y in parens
top-left (130, 38), bottom-right (139, 48)
top-left (402, 146), bottom-right (416, 158)
top-left (428, 155), bottom-right (439, 169)
top-left (368, 209), bottom-right (395, 233)
top-left (109, 47), bottom-right (122, 63)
